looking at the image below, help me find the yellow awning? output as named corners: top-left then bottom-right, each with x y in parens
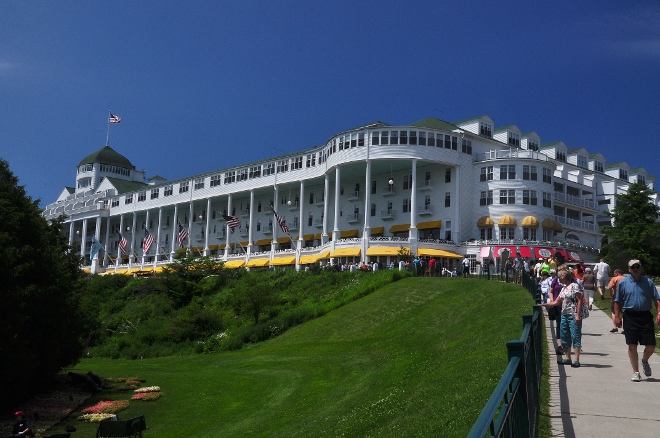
top-left (477, 216), bottom-right (495, 227)
top-left (389, 223), bottom-right (410, 233)
top-left (542, 218), bottom-right (556, 230)
top-left (81, 267), bottom-right (91, 273)
top-left (370, 226), bottom-right (384, 236)
top-left (366, 246), bottom-right (406, 256)
top-left (246, 258), bottom-right (270, 267)
top-left (270, 256), bottom-right (296, 266)
top-left (340, 229), bottom-right (359, 238)
top-left (330, 247), bottom-right (361, 257)
top-left (240, 241), bottom-right (249, 246)
top-left (277, 236), bottom-right (292, 244)
top-left (224, 260), bottom-right (245, 269)
top-left (303, 234), bottom-right (315, 241)
top-left (521, 216), bottom-right (539, 227)
top-left (417, 220), bottom-right (442, 230)
top-left (554, 221), bottom-right (563, 232)
top-left (153, 266), bottom-right (166, 273)
top-left (254, 238), bottom-right (271, 246)
top-left (314, 232), bottom-right (332, 239)
top-left (317, 250), bottom-right (330, 259)
top-left (417, 248), bottom-right (463, 258)
top-left (298, 255), bottom-right (318, 264)
top-left (208, 244), bottom-right (219, 250)
top-left (498, 215), bottom-right (517, 226)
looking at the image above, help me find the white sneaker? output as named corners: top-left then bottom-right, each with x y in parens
top-left (631, 372), bottom-right (642, 382)
top-left (642, 361), bottom-right (652, 377)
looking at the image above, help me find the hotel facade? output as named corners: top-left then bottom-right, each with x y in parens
top-left (43, 115), bottom-right (658, 274)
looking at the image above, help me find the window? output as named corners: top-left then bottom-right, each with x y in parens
top-left (111, 197), bottom-right (119, 207)
top-left (480, 166), bottom-right (494, 182)
top-left (210, 175), bottom-right (221, 187)
top-left (277, 160), bottom-right (289, 173)
top-left (419, 132), bottom-right (426, 145)
top-left (500, 189), bottom-right (515, 204)
top-left (150, 188), bottom-right (159, 200)
top-left (444, 134), bottom-right (451, 149)
top-left (371, 131), bottom-right (380, 145)
top-left (403, 198), bottom-right (411, 213)
top-left (543, 229), bottom-right (554, 240)
top-left (523, 190), bottom-right (537, 205)
top-left (445, 168), bottom-right (451, 183)
top-left (371, 203), bottom-right (376, 217)
top-left (461, 139), bottom-right (472, 154)
top-left (380, 131), bottom-right (389, 145)
top-left (500, 165), bottom-right (516, 180)
top-left (543, 192), bottom-right (552, 208)
top-left (292, 157), bottom-right (303, 170)
top-left (371, 180), bottom-right (377, 194)
top-left (125, 194), bottom-right (133, 204)
top-left (194, 178), bottom-right (204, 190)
top-left (480, 227), bottom-right (493, 240)
top-left (400, 130), bottom-right (408, 145)
top-left (224, 171), bottom-right (235, 184)
top-left (445, 192), bottom-right (451, 207)
top-left (77, 178), bottom-right (91, 189)
top-left (409, 131), bottom-right (417, 145)
top-left (308, 213), bottom-right (313, 226)
top-left (234, 169), bottom-right (246, 181)
top-left (164, 185), bottom-right (173, 196)
top-left (523, 228), bottom-right (537, 240)
top-left (638, 175), bottom-right (646, 184)
top-left (427, 132), bottom-right (435, 146)
top-left (528, 141), bottom-right (539, 151)
top-left (180, 181), bottom-right (190, 193)
top-left (480, 190), bottom-right (493, 206)
top-left (594, 161), bottom-right (604, 173)
top-left (577, 155), bottom-right (588, 169)
top-left (619, 169), bottom-right (628, 180)
top-left (79, 164), bottom-right (93, 173)
top-left (556, 150), bottom-right (567, 162)
top-left (249, 166), bottom-right (261, 178)
top-left (350, 134), bottom-right (357, 148)
top-left (306, 154), bottom-right (316, 167)
top-left (508, 133), bottom-right (520, 147)
top-left (500, 227), bottom-right (515, 239)
top-left (309, 192), bottom-right (314, 204)
top-left (390, 131), bottom-right (399, 145)
top-left (523, 165), bottom-right (537, 181)
top-left (480, 123), bottom-right (492, 137)
top-left (403, 175), bottom-right (412, 190)
top-left (137, 191), bottom-right (146, 202)
top-left (263, 163), bottom-right (275, 176)
top-left (543, 168), bottom-right (552, 183)
top-left (358, 132), bottom-right (365, 146)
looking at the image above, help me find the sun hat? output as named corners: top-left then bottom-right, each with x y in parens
top-left (14, 411), bottom-right (24, 416)
top-left (628, 259), bottom-right (641, 267)
top-left (585, 267), bottom-right (592, 273)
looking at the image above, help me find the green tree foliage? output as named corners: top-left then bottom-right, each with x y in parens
top-left (0, 159), bottom-right (86, 411)
top-left (601, 182), bottom-right (660, 274)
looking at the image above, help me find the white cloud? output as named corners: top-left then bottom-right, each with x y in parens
top-left (0, 59), bottom-right (17, 72)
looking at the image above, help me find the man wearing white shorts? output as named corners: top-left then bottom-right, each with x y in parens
top-left (594, 258), bottom-right (610, 299)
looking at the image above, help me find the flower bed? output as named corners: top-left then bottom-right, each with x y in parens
top-left (76, 413), bottom-right (116, 422)
top-left (133, 386), bottom-right (160, 393)
top-left (131, 391), bottom-right (162, 401)
top-left (81, 400), bottom-right (129, 415)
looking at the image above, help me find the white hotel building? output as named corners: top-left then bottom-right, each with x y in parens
top-left (43, 115), bottom-right (657, 274)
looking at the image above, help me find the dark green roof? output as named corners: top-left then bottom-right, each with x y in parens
top-left (452, 114), bottom-right (491, 124)
top-left (65, 187), bottom-right (75, 194)
top-left (78, 145), bottom-right (134, 169)
top-left (605, 161), bottom-right (626, 168)
top-left (567, 148), bottom-right (587, 153)
top-left (540, 142), bottom-right (564, 149)
top-left (105, 177), bottom-right (148, 194)
top-left (410, 117), bottom-right (459, 131)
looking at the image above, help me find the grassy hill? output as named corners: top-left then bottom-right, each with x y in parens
top-left (53, 277), bottom-right (535, 437)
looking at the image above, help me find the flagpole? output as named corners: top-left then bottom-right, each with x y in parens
top-left (106, 111), bottom-right (111, 146)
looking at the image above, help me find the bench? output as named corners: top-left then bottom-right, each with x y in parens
top-left (96, 415), bottom-right (147, 438)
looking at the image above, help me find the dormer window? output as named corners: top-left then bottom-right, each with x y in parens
top-left (528, 141), bottom-right (539, 151)
top-left (507, 133), bottom-right (520, 147)
top-left (480, 123), bottom-right (492, 138)
top-left (577, 155), bottom-right (588, 169)
top-left (619, 169), bottom-right (628, 180)
top-left (79, 164), bottom-right (93, 173)
top-left (594, 161), bottom-right (604, 173)
top-left (556, 150), bottom-right (567, 162)
top-left (638, 175), bottom-right (646, 184)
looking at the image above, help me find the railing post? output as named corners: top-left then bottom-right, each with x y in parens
top-left (506, 340), bottom-right (530, 436)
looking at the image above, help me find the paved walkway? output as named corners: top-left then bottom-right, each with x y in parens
top-left (545, 299), bottom-right (660, 437)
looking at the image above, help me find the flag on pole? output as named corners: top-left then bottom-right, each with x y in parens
top-left (118, 233), bottom-right (128, 255)
top-left (271, 206), bottom-right (291, 236)
top-left (109, 113), bottom-right (122, 123)
top-left (142, 229), bottom-right (154, 254)
top-left (177, 221), bottom-right (188, 248)
top-left (222, 214), bottom-right (241, 233)
top-left (90, 236), bottom-right (103, 261)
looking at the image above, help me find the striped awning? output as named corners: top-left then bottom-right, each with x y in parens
top-left (498, 215), bottom-right (517, 226)
top-left (521, 216), bottom-right (539, 227)
top-left (330, 247), bottom-right (361, 257)
top-left (340, 229), bottom-right (359, 238)
top-left (477, 216), bottom-right (494, 227)
top-left (366, 246), bottom-right (405, 256)
top-left (389, 223), bottom-right (410, 233)
top-left (208, 244), bottom-right (219, 250)
top-left (317, 250), bottom-right (330, 260)
top-left (417, 220), bottom-right (442, 230)
top-left (417, 248), bottom-right (463, 258)
top-left (246, 258), bottom-right (269, 267)
top-left (224, 260), bottom-right (245, 268)
top-left (270, 256), bottom-right (296, 266)
top-left (370, 226), bottom-right (384, 236)
top-left (277, 237), bottom-right (292, 244)
top-left (298, 255), bottom-right (317, 264)
top-left (303, 234), bottom-right (315, 241)
top-left (254, 238), bottom-right (271, 246)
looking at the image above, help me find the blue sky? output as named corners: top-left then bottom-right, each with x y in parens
top-left (1, 1), bottom-right (659, 206)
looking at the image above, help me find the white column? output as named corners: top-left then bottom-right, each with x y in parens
top-left (453, 165), bottom-right (460, 243)
top-left (155, 207), bottom-right (163, 268)
top-left (204, 198), bottom-right (212, 256)
top-left (224, 195), bottom-right (232, 260)
top-left (188, 201), bottom-right (194, 250)
top-left (248, 190), bottom-right (255, 255)
top-left (68, 221), bottom-right (75, 248)
top-left (171, 204), bottom-right (179, 260)
top-left (322, 173), bottom-right (330, 244)
top-left (298, 180), bottom-right (305, 245)
top-left (271, 187), bottom-right (278, 258)
top-left (80, 218), bottom-right (88, 262)
top-left (142, 210), bottom-right (150, 266)
top-left (103, 216), bottom-right (111, 267)
top-left (129, 213), bottom-right (137, 269)
top-left (117, 214), bottom-right (125, 271)
top-left (333, 166), bottom-right (341, 235)
top-left (91, 216), bottom-right (101, 274)
top-left (409, 159), bottom-right (418, 255)
top-left (363, 160), bottom-right (372, 262)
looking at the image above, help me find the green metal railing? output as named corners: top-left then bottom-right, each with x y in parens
top-left (467, 271), bottom-right (543, 438)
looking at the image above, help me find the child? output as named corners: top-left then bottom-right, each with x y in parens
top-left (540, 271), bottom-right (552, 303)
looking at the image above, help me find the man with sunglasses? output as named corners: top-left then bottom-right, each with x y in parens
top-left (613, 259), bottom-right (660, 382)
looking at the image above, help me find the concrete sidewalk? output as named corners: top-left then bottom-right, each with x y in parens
top-left (545, 299), bottom-right (660, 437)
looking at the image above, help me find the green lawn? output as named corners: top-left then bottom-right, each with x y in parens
top-left (50, 277), bottom-right (536, 437)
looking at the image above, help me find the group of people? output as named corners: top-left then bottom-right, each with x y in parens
top-left (541, 257), bottom-right (660, 382)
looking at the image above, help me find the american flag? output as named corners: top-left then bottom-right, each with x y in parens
top-left (222, 214), bottom-right (241, 233)
top-left (118, 233), bottom-right (128, 254)
top-left (142, 229), bottom-right (154, 254)
top-left (109, 112), bottom-right (121, 123)
top-left (271, 206), bottom-right (291, 236)
top-left (177, 222), bottom-right (188, 248)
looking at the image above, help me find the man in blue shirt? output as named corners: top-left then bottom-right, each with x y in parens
top-left (613, 259), bottom-right (660, 382)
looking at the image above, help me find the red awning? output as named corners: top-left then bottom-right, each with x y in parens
top-left (493, 246), bottom-right (517, 258)
top-left (479, 246), bottom-right (491, 258)
top-left (555, 249), bottom-right (567, 258)
top-left (566, 250), bottom-right (582, 262)
top-left (518, 246), bottom-right (532, 258)
top-left (533, 247), bottom-right (555, 259)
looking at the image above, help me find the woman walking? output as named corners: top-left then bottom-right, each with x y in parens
top-left (582, 267), bottom-right (596, 310)
top-left (542, 268), bottom-right (584, 367)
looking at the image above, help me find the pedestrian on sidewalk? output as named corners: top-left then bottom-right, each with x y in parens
top-left (542, 268), bottom-right (584, 367)
top-left (594, 258), bottom-right (610, 299)
top-left (548, 269), bottom-right (564, 354)
top-left (582, 267), bottom-right (596, 310)
top-left (608, 269), bottom-right (624, 333)
top-left (613, 259), bottom-right (660, 382)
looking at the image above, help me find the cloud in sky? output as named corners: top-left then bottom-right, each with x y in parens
top-left (0, 59), bottom-right (17, 72)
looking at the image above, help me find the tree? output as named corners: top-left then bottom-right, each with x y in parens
top-left (600, 182), bottom-right (660, 274)
top-left (0, 159), bottom-right (86, 411)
